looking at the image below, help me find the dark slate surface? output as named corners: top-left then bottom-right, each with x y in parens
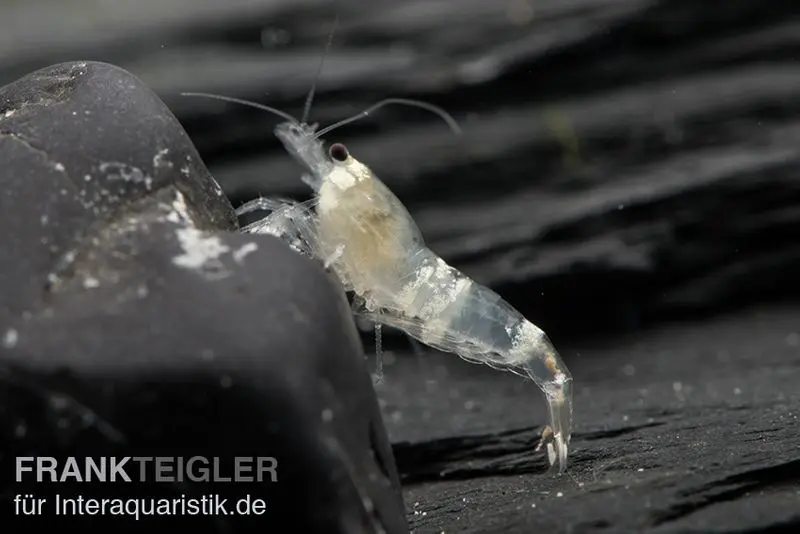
top-left (1, 1), bottom-right (799, 533)
top-left (386, 305), bottom-right (800, 533)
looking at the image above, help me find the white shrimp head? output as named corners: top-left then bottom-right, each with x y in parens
top-left (273, 123), bottom-right (379, 198)
top-left (273, 92), bottom-right (461, 193)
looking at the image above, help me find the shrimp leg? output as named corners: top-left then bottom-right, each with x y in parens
top-left (372, 323), bottom-right (384, 384)
top-left (350, 294), bottom-right (385, 384)
top-left (236, 196), bottom-right (292, 217)
top-left (238, 197), bottom-right (321, 260)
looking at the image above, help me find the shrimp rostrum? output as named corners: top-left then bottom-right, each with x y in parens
top-left (184, 94), bottom-right (574, 473)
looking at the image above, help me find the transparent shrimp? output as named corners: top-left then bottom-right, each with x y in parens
top-left (182, 80), bottom-right (572, 476)
top-left (276, 132), bottom-right (572, 473)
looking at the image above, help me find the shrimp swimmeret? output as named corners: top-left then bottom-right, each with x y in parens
top-left (183, 93), bottom-right (574, 473)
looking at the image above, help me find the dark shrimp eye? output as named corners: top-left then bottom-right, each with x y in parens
top-left (329, 143), bottom-right (349, 162)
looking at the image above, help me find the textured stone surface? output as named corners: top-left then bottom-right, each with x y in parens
top-left (0, 62), bottom-right (406, 533)
top-left (0, 60), bottom-right (236, 323)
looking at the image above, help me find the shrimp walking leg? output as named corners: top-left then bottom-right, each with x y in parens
top-left (372, 323), bottom-right (384, 384)
top-left (239, 199), bottom-right (321, 260)
top-left (351, 296), bottom-right (386, 384)
top-left (235, 196), bottom-right (290, 217)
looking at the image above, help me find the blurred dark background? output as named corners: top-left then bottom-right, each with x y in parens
top-left (1, 1), bottom-right (798, 532)
top-left (4, 0), bottom-right (800, 340)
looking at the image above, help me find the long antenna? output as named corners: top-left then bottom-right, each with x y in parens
top-left (301, 15), bottom-right (339, 125)
top-left (315, 97), bottom-right (462, 138)
top-left (180, 92), bottom-right (298, 124)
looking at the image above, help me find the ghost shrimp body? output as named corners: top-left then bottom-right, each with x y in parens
top-left (271, 122), bottom-right (573, 472)
top-left (183, 91), bottom-right (574, 472)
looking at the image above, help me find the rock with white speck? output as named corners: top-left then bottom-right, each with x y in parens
top-left (0, 61), bottom-right (237, 323)
top-left (0, 61), bottom-right (407, 534)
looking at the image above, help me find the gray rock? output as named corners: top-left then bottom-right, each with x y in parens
top-left (0, 61), bottom-right (406, 533)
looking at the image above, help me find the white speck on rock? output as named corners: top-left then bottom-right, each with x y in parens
top-left (166, 190), bottom-right (193, 224)
top-left (83, 277), bottom-right (100, 289)
top-left (99, 161), bottom-right (152, 189)
top-left (53, 163), bottom-right (65, 172)
top-left (153, 148), bottom-right (172, 169)
top-left (210, 177), bottom-right (225, 196)
top-left (3, 328), bottom-right (19, 348)
top-left (173, 227), bottom-right (230, 279)
top-left (233, 242), bottom-right (258, 263)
